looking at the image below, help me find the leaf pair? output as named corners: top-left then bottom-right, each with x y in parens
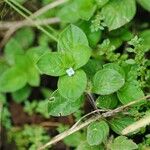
top-left (93, 63), bottom-right (145, 105)
top-left (38, 25), bottom-right (91, 100)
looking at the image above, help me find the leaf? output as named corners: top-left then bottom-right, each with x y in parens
top-left (58, 69), bottom-right (87, 100)
top-left (79, 21), bottom-right (102, 47)
top-left (26, 46), bottom-right (51, 63)
top-left (12, 85), bottom-right (31, 103)
top-left (63, 132), bottom-right (85, 147)
top-left (58, 24), bottom-right (89, 51)
top-left (96, 94), bottom-right (118, 109)
top-left (77, 141), bottom-right (104, 150)
top-left (139, 30), bottom-right (150, 52)
top-left (48, 91), bottom-right (84, 116)
top-left (27, 63), bottom-right (40, 86)
top-left (72, 45), bottom-right (91, 69)
top-left (103, 63), bottom-right (125, 78)
top-left (15, 55), bottom-right (40, 86)
top-left (93, 68), bottom-right (125, 95)
top-left (4, 38), bottom-right (24, 65)
top-left (137, 0), bottom-right (150, 12)
top-left (110, 136), bottom-right (138, 150)
top-left (37, 52), bottom-right (75, 76)
top-left (101, 0), bottom-right (136, 30)
top-left (57, 0), bottom-right (96, 22)
top-left (117, 81), bottom-right (145, 104)
top-left (14, 27), bottom-right (35, 49)
top-left (0, 67), bottom-right (27, 92)
top-left (87, 121), bottom-right (109, 146)
top-left (76, 0), bottom-right (96, 20)
top-left (109, 116), bottom-right (135, 135)
top-left (57, 1), bottom-right (80, 23)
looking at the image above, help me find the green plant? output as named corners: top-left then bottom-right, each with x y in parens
top-left (0, 0), bottom-right (150, 149)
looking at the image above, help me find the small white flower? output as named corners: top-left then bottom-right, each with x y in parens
top-left (66, 67), bottom-right (75, 77)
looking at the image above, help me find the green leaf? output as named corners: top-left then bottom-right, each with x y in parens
top-left (93, 68), bottom-right (125, 95)
top-left (110, 136), bottom-right (138, 150)
top-left (103, 63), bottom-right (125, 78)
top-left (27, 63), bottom-right (40, 86)
top-left (87, 121), bottom-right (109, 146)
top-left (77, 141), bottom-right (104, 150)
top-left (57, 1), bottom-right (80, 23)
top-left (96, 94), bottom-right (118, 109)
top-left (63, 132), bottom-right (85, 147)
top-left (58, 70), bottom-right (87, 100)
top-left (48, 91), bottom-right (84, 116)
top-left (58, 24), bottom-right (89, 51)
top-left (72, 45), bottom-right (91, 69)
top-left (101, 0), bottom-right (136, 30)
top-left (139, 30), bottom-right (150, 52)
top-left (109, 116), bottom-right (135, 135)
top-left (57, 0), bottom-right (96, 22)
top-left (117, 81), bottom-right (145, 104)
top-left (12, 85), bottom-right (31, 103)
top-left (79, 21), bottom-right (102, 47)
top-left (4, 38), bottom-right (24, 65)
top-left (76, 0), bottom-right (96, 20)
top-left (15, 55), bottom-right (40, 86)
top-left (137, 0), bottom-right (150, 12)
top-left (0, 67), bottom-right (27, 92)
top-left (26, 46), bottom-right (50, 63)
top-left (37, 52), bottom-right (75, 76)
top-left (14, 27), bottom-right (35, 49)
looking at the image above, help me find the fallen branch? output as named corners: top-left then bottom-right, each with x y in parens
top-left (0, 17), bottom-right (60, 29)
top-left (38, 95), bottom-right (150, 150)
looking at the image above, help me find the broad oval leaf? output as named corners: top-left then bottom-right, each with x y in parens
top-left (0, 67), bottom-right (27, 92)
top-left (103, 63), bottom-right (125, 78)
top-left (37, 52), bottom-right (75, 76)
top-left (48, 91), bottom-right (84, 116)
top-left (110, 136), bottom-right (138, 150)
top-left (87, 121), bottom-right (109, 146)
top-left (72, 45), bottom-right (91, 69)
top-left (117, 81), bottom-right (145, 104)
top-left (58, 69), bottom-right (87, 100)
top-left (58, 24), bottom-right (89, 51)
top-left (76, 0), bottom-right (96, 20)
top-left (26, 46), bottom-right (51, 63)
top-left (93, 68), bottom-right (125, 95)
top-left (96, 94), bottom-right (118, 109)
top-left (101, 0), bottom-right (136, 30)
